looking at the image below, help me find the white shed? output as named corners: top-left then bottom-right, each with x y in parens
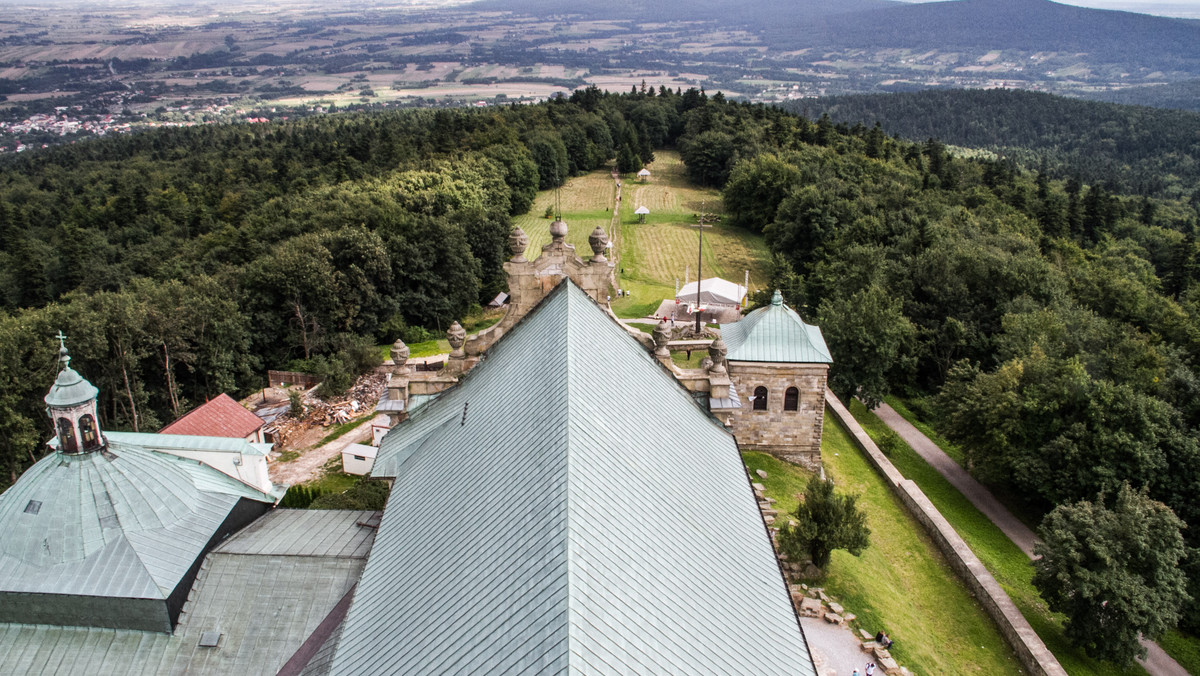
top-left (342, 443), bottom-right (378, 476)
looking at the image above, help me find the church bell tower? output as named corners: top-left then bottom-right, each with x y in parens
top-left (43, 332), bottom-right (105, 454)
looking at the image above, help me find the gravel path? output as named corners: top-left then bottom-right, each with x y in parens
top-left (873, 402), bottom-right (1189, 676)
top-left (269, 422), bottom-right (373, 486)
top-left (873, 403), bottom-right (1038, 557)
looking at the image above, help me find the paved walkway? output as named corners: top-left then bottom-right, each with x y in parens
top-left (801, 617), bottom-right (872, 676)
top-left (873, 402), bottom-right (1189, 676)
top-left (872, 404), bottom-right (1039, 558)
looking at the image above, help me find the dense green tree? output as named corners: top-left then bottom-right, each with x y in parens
top-left (776, 475), bottom-right (870, 569)
top-left (679, 129), bottom-right (734, 187)
top-left (524, 129), bottom-right (568, 189)
top-left (722, 153), bottom-right (802, 234)
top-left (1033, 484), bottom-right (1188, 665)
top-left (817, 284), bottom-right (914, 408)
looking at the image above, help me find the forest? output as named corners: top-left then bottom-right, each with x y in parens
top-left (707, 98), bottom-right (1200, 644)
top-left (0, 84), bottom-right (667, 487)
top-left (787, 88), bottom-right (1200, 198)
top-left (1, 86), bottom-right (1199, 651)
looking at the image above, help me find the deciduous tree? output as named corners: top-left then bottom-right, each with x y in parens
top-left (1033, 484), bottom-right (1188, 665)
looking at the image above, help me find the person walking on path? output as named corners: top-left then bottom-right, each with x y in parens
top-left (865, 662), bottom-right (876, 676)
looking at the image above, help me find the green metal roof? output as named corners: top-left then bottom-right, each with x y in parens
top-left (0, 510), bottom-right (375, 675)
top-left (721, 290), bottom-right (833, 364)
top-left (105, 431), bottom-right (272, 457)
top-left (0, 439), bottom-right (274, 608)
top-left (334, 281), bottom-right (815, 675)
top-left (43, 367), bottom-right (99, 408)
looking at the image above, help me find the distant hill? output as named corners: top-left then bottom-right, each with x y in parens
top-left (1083, 79), bottom-right (1200, 112)
top-left (784, 0), bottom-right (1200, 70)
top-left (469, 0), bottom-right (895, 25)
top-left (784, 88), bottom-right (1200, 195)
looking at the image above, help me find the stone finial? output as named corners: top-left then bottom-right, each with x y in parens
top-left (588, 225), bottom-right (608, 262)
top-left (390, 338), bottom-right (410, 368)
top-left (652, 318), bottom-right (671, 357)
top-left (771, 289), bottom-right (784, 306)
top-left (446, 321), bottom-right (466, 358)
top-left (509, 226), bottom-right (529, 262)
top-left (699, 356), bottom-right (714, 370)
top-left (708, 337), bottom-right (728, 374)
top-left (549, 218), bottom-right (568, 243)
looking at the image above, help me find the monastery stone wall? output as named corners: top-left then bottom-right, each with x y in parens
top-left (723, 362), bottom-right (828, 470)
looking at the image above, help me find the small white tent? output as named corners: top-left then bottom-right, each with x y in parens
top-left (675, 277), bottom-right (747, 308)
top-left (637, 168), bottom-right (651, 181)
top-left (634, 205), bottom-right (650, 223)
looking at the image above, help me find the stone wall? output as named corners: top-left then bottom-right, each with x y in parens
top-left (466, 237), bottom-right (615, 357)
top-left (723, 362), bottom-right (827, 469)
top-left (824, 391), bottom-right (1068, 676)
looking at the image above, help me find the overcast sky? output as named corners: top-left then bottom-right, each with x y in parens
top-left (898, 0), bottom-right (1200, 18)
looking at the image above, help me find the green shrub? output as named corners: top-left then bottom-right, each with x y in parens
top-left (288, 390), bottom-right (304, 418)
top-left (279, 483), bottom-right (326, 508)
top-left (309, 478), bottom-right (391, 510)
top-left (877, 430), bottom-right (904, 457)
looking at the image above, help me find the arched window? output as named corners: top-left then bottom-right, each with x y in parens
top-left (784, 387), bottom-right (799, 411)
top-left (57, 417), bottom-right (78, 454)
top-left (79, 414), bottom-right (98, 449)
top-left (752, 386), bottom-right (768, 411)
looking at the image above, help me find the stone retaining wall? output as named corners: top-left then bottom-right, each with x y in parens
top-left (824, 390), bottom-right (1067, 676)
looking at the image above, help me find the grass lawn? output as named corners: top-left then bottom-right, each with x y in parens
top-left (816, 413), bottom-right (1024, 675)
top-left (745, 415), bottom-right (1023, 675)
top-left (670, 349), bottom-right (707, 368)
top-left (1159, 631), bottom-right (1200, 676)
top-left (850, 400), bottom-right (1151, 676)
top-left (318, 414), bottom-right (374, 446)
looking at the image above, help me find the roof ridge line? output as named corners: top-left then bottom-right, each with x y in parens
top-left (563, 284), bottom-right (579, 671)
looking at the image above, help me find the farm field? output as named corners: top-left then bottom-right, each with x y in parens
top-left (743, 415), bottom-right (1024, 676)
top-left (517, 151), bottom-right (771, 318)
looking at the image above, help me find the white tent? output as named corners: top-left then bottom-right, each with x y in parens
top-left (637, 168), bottom-right (651, 177)
top-left (634, 206), bottom-right (650, 214)
top-left (675, 277), bottom-right (747, 307)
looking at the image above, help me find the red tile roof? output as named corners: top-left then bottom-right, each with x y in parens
top-left (159, 393), bottom-right (264, 439)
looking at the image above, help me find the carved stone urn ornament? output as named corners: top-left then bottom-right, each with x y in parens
top-left (652, 319), bottom-right (671, 357)
top-left (390, 338), bottom-right (410, 368)
top-left (509, 226), bottom-right (529, 262)
top-left (708, 337), bottom-right (728, 374)
top-left (588, 225), bottom-right (608, 262)
top-left (447, 321), bottom-right (466, 358)
top-left (549, 218), bottom-right (568, 243)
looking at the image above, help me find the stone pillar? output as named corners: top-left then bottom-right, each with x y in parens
top-left (707, 338), bottom-right (731, 399)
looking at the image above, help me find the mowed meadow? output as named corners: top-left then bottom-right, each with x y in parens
top-left (516, 150), bottom-right (771, 317)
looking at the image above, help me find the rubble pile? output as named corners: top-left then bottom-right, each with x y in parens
top-left (305, 373), bottom-right (387, 426)
top-left (268, 372), bottom-right (387, 447)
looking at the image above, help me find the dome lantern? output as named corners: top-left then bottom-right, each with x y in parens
top-left (43, 332), bottom-right (104, 454)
